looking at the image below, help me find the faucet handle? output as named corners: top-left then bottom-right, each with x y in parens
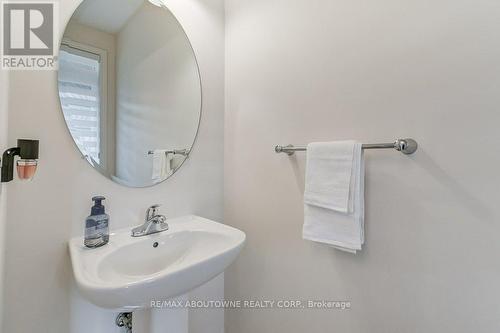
top-left (146, 204), bottom-right (161, 220)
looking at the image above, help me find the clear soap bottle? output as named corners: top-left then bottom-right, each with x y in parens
top-left (84, 196), bottom-right (109, 248)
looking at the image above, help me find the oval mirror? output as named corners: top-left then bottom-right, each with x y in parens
top-left (58, 0), bottom-right (201, 187)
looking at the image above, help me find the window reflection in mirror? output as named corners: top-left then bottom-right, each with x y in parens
top-left (59, 42), bottom-right (106, 168)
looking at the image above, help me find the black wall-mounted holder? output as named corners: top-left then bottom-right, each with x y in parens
top-left (1, 139), bottom-right (39, 183)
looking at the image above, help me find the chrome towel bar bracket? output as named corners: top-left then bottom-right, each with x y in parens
top-left (275, 138), bottom-right (418, 156)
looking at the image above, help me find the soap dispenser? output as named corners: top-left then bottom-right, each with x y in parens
top-left (84, 196), bottom-right (110, 248)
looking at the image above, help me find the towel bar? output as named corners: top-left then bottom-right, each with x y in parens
top-left (147, 149), bottom-right (190, 156)
top-left (275, 138), bottom-right (418, 156)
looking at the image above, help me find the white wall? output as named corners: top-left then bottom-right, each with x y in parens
top-left (224, 0), bottom-right (500, 332)
top-left (1, 0), bottom-right (225, 332)
top-left (0, 64), bottom-right (9, 333)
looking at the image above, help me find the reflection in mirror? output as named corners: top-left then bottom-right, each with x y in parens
top-left (58, 0), bottom-right (201, 187)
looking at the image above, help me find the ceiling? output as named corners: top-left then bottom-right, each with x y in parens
top-left (72, 0), bottom-right (145, 34)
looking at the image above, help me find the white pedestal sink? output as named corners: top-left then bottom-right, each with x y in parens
top-left (69, 215), bottom-right (245, 332)
top-left (131, 295), bottom-right (190, 333)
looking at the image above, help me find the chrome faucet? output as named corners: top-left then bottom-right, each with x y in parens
top-left (131, 204), bottom-right (169, 237)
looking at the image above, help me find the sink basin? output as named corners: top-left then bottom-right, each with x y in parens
top-left (69, 215), bottom-right (245, 310)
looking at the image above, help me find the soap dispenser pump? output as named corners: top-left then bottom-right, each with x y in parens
top-left (84, 196), bottom-right (110, 248)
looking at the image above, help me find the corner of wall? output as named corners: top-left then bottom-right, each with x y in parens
top-left (0, 66), bottom-right (10, 333)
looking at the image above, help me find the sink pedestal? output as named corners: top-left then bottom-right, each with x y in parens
top-left (133, 295), bottom-right (189, 333)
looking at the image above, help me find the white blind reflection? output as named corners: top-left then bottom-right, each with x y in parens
top-left (58, 46), bottom-right (101, 164)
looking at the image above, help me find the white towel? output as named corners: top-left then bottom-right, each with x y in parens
top-left (304, 141), bottom-right (356, 213)
top-left (303, 141), bottom-right (365, 253)
top-left (152, 150), bottom-right (174, 180)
